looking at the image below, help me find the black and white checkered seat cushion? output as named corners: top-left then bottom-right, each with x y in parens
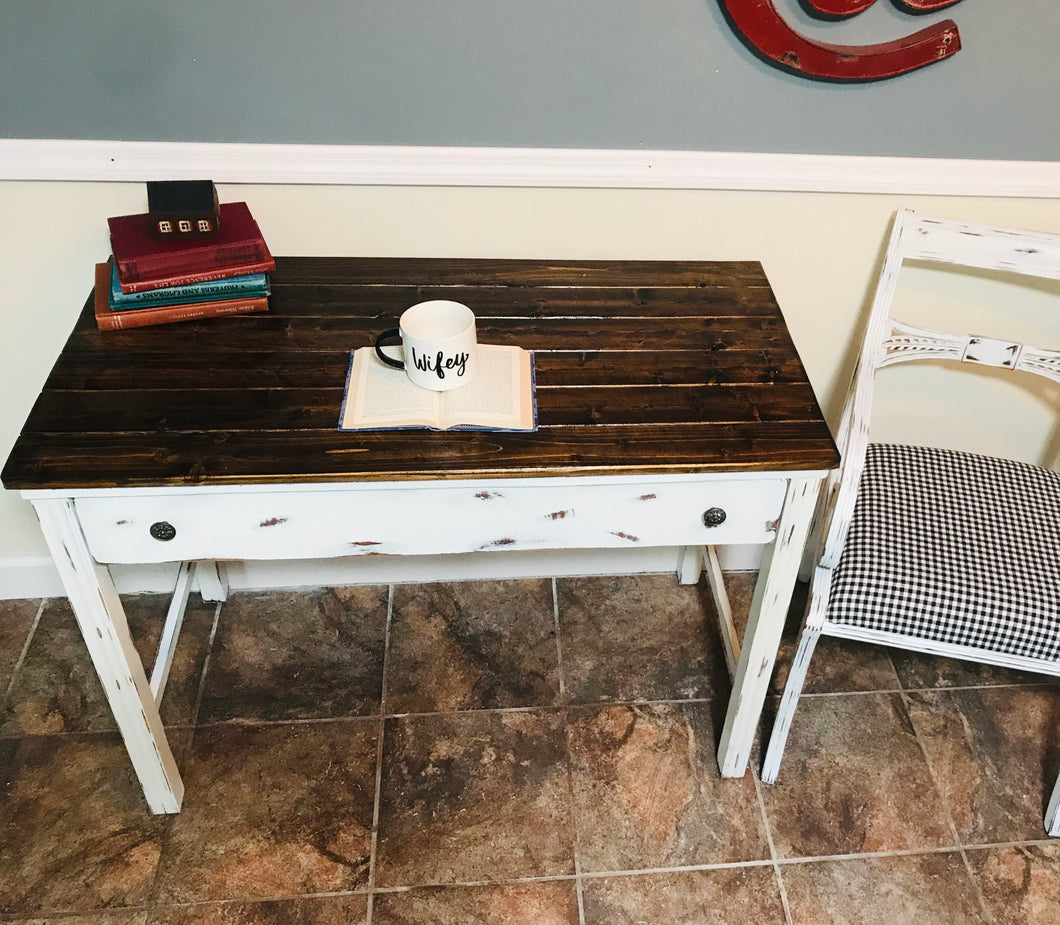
top-left (828, 443), bottom-right (1060, 662)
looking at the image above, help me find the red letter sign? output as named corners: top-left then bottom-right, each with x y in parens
top-left (721, 0), bottom-right (963, 81)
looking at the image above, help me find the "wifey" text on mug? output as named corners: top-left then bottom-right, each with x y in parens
top-left (374, 300), bottom-right (477, 391)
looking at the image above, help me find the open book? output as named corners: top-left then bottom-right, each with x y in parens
top-left (339, 343), bottom-right (537, 432)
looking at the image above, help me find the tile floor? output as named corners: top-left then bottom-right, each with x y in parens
top-left (1, 572), bottom-right (1059, 924)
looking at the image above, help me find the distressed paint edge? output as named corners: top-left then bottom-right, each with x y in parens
top-left (1, 139), bottom-right (1058, 198)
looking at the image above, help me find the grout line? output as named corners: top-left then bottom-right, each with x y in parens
top-left (798, 680), bottom-right (1057, 699)
top-left (577, 860), bottom-right (778, 880)
top-left (562, 710), bottom-right (586, 925)
top-left (751, 767), bottom-right (794, 925)
top-left (2, 598), bottom-right (45, 705)
top-left (187, 599), bottom-right (224, 734)
top-left (552, 580), bottom-right (585, 923)
top-left (772, 845), bottom-right (982, 866)
top-left (552, 577), bottom-right (566, 700)
top-left (370, 874), bottom-right (583, 892)
top-left (183, 696), bottom-right (720, 730)
top-left (365, 583), bottom-right (395, 925)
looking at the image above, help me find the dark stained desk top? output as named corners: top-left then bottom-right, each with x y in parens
top-left (2, 257), bottom-right (838, 490)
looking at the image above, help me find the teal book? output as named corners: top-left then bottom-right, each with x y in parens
top-left (108, 263), bottom-right (270, 310)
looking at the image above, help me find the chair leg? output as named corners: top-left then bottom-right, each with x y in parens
top-left (760, 564), bottom-right (830, 785)
top-left (1047, 767), bottom-right (1060, 837)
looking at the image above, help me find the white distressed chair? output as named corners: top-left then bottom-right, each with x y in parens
top-left (761, 210), bottom-right (1060, 837)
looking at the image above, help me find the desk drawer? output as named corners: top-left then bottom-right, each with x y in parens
top-left (74, 479), bottom-right (788, 564)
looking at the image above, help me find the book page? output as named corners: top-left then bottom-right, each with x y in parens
top-left (340, 348), bottom-right (441, 429)
top-left (442, 344), bottom-right (534, 430)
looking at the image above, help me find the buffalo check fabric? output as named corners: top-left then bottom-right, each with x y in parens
top-left (828, 443), bottom-right (1060, 661)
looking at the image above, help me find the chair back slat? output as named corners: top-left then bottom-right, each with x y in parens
top-left (880, 320), bottom-right (1060, 383)
top-left (904, 215), bottom-right (1060, 280)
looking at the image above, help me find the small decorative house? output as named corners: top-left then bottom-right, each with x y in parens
top-left (146, 180), bottom-right (221, 238)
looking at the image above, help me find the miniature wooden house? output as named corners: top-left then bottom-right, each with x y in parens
top-left (147, 180), bottom-right (220, 238)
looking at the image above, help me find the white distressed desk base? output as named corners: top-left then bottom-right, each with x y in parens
top-left (27, 471), bottom-right (822, 813)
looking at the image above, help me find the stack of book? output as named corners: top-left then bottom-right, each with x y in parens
top-left (95, 200), bottom-right (274, 331)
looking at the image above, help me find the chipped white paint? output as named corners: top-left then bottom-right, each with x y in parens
top-left (762, 210), bottom-right (1060, 835)
top-left (72, 478), bottom-right (787, 564)
top-left (31, 498), bottom-right (182, 813)
top-left (718, 476), bottom-right (820, 778)
top-left (881, 320), bottom-right (1059, 379)
top-left (705, 545), bottom-right (741, 678)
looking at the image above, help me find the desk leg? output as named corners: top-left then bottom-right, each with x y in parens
top-left (716, 476), bottom-right (820, 778)
top-left (32, 498), bottom-right (184, 814)
top-left (194, 561), bottom-right (229, 602)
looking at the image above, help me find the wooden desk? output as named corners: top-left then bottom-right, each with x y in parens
top-left (2, 257), bottom-right (838, 813)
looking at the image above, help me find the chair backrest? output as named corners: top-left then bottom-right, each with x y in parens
top-left (816, 209), bottom-right (1060, 570)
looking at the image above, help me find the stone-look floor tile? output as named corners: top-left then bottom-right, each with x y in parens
top-left (0, 732), bottom-right (169, 916)
top-left (2, 595), bottom-right (214, 736)
top-left (372, 881), bottom-right (579, 924)
top-left (582, 868), bottom-right (787, 925)
top-left (907, 686), bottom-right (1060, 844)
top-left (568, 702), bottom-right (769, 871)
top-left (0, 598), bottom-right (38, 699)
top-left (557, 574), bottom-right (726, 703)
top-left (890, 648), bottom-right (1057, 691)
top-left (197, 587), bottom-right (387, 723)
top-left (146, 894), bottom-right (368, 924)
top-left (385, 579), bottom-right (559, 713)
top-left (152, 721), bottom-right (377, 904)
top-left (781, 853), bottom-right (990, 925)
top-left (375, 710), bottom-right (574, 887)
top-left (760, 692), bottom-right (953, 858)
top-left (967, 844), bottom-right (1060, 925)
top-left (771, 636), bottom-right (901, 697)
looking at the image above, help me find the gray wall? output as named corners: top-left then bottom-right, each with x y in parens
top-left (2, 0), bottom-right (1057, 159)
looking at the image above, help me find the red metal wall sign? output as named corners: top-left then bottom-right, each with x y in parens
top-left (721, 0), bottom-right (964, 81)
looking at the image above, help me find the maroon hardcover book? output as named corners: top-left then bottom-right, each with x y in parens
top-left (108, 201), bottom-right (274, 289)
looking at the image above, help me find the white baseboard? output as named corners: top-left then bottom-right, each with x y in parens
top-left (1, 139), bottom-right (1057, 198)
top-left (0, 545), bottom-right (764, 601)
top-left (0, 557), bottom-right (68, 600)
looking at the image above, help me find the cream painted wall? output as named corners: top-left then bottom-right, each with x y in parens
top-left (2, 181), bottom-right (1059, 561)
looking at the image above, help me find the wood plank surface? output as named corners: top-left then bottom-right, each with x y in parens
top-left (3, 257), bottom-right (838, 489)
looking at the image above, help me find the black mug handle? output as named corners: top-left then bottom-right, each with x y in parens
top-left (374, 328), bottom-right (405, 369)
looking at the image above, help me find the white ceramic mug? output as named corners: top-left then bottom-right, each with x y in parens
top-left (374, 300), bottom-right (477, 391)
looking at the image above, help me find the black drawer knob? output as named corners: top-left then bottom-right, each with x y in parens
top-left (702, 507), bottom-right (727, 528)
top-left (149, 521), bottom-right (177, 541)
